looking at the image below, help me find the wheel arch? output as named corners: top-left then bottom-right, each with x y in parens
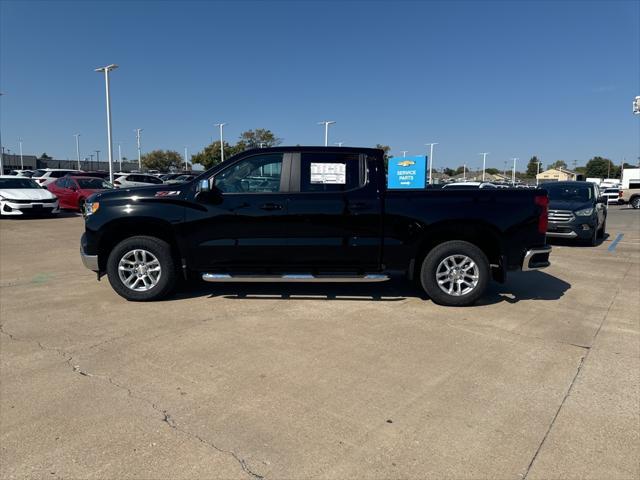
top-left (97, 217), bottom-right (183, 272)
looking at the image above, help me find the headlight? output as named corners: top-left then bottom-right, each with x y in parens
top-left (84, 201), bottom-right (100, 216)
top-left (575, 207), bottom-right (594, 216)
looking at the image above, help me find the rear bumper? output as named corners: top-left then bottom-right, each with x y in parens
top-left (522, 246), bottom-right (552, 271)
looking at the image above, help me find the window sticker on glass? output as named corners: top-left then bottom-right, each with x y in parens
top-left (310, 162), bottom-right (346, 184)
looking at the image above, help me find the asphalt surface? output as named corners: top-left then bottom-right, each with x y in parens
top-left (1, 206), bottom-right (638, 479)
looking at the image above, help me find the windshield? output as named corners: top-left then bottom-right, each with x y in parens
top-left (31, 170), bottom-right (46, 178)
top-left (76, 178), bottom-right (113, 189)
top-left (0, 178), bottom-right (41, 189)
top-left (545, 183), bottom-right (593, 202)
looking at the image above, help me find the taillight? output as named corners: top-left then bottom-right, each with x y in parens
top-left (535, 194), bottom-right (549, 234)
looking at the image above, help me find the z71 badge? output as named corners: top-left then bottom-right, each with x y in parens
top-left (155, 191), bottom-right (181, 197)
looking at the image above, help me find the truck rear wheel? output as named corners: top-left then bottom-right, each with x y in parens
top-left (106, 236), bottom-right (177, 301)
top-left (420, 240), bottom-right (490, 307)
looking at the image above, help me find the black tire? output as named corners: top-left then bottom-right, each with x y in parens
top-left (106, 236), bottom-right (177, 301)
top-left (583, 225), bottom-right (598, 246)
top-left (597, 220), bottom-right (606, 240)
top-left (631, 196), bottom-right (640, 209)
top-left (78, 198), bottom-right (85, 214)
top-left (419, 240), bottom-right (490, 307)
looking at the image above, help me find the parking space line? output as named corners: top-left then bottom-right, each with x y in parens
top-left (607, 233), bottom-right (624, 252)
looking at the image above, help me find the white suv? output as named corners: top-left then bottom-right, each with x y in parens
top-left (113, 174), bottom-right (164, 188)
top-left (31, 168), bottom-right (80, 187)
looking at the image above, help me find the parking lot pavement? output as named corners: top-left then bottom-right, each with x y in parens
top-left (1, 206), bottom-right (638, 479)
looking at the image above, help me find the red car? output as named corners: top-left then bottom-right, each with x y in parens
top-left (47, 175), bottom-right (113, 211)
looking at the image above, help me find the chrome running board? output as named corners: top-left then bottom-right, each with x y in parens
top-left (202, 273), bottom-right (390, 283)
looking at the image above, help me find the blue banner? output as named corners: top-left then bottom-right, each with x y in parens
top-left (387, 155), bottom-right (427, 189)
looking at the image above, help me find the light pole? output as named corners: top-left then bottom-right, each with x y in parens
top-left (95, 64), bottom-right (118, 183)
top-left (135, 128), bottom-right (143, 171)
top-left (401, 150), bottom-right (408, 157)
top-left (479, 152), bottom-right (489, 182)
top-left (536, 160), bottom-right (542, 186)
top-left (317, 121), bottom-right (335, 146)
top-left (511, 157), bottom-right (518, 185)
top-left (74, 134), bottom-right (81, 170)
top-left (334, 142), bottom-right (344, 147)
top-left (118, 142), bottom-right (122, 171)
top-left (424, 143), bottom-right (438, 185)
top-left (0, 92), bottom-right (4, 174)
top-left (184, 146), bottom-right (188, 171)
top-left (463, 164), bottom-right (466, 181)
top-left (95, 150), bottom-right (100, 164)
top-left (19, 137), bottom-right (24, 169)
top-left (214, 123), bottom-right (226, 162)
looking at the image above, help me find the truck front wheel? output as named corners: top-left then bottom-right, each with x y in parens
top-left (420, 240), bottom-right (490, 307)
top-left (106, 236), bottom-right (177, 301)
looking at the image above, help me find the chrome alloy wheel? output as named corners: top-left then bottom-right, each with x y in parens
top-left (117, 249), bottom-right (162, 291)
top-left (435, 254), bottom-right (479, 296)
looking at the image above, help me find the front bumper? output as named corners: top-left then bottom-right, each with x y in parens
top-left (80, 244), bottom-right (99, 271)
top-left (522, 246), bottom-right (552, 271)
top-left (1, 199), bottom-right (59, 216)
top-left (546, 220), bottom-right (596, 240)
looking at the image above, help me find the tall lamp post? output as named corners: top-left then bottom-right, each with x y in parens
top-left (19, 137), bottom-right (24, 169)
top-left (424, 142), bottom-right (438, 185)
top-left (0, 92), bottom-right (4, 174)
top-left (479, 152), bottom-right (489, 182)
top-left (184, 146), bottom-right (189, 171)
top-left (95, 64), bottom-right (118, 183)
top-left (135, 128), bottom-right (143, 171)
top-left (118, 142), bottom-right (122, 171)
top-left (400, 150), bottom-right (408, 158)
top-left (74, 134), bottom-right (81, 170)
top-left (536, 160), bottom-right (542, 186)
top-left (511, 157), bottom-right (518, 185)
top-left (214, 123), bottom-right (226, 162)
top-left (318, 121), bottom-right (335, 146)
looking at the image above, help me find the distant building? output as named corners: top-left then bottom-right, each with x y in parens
top-left (537, 167), bottom-right (577, 182)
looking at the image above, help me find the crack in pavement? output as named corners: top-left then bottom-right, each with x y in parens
top-left (521, 263), bottom-right (630, 479)
top-left (0, 324), bottom-right (265, 480)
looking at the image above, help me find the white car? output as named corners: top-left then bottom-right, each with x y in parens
top-left (31, 168), bottom-right (80, 187)
top-left (0, 176), bottom-right (60, 216)
top-left (113, 173), bottom-right (164, 188)
top-left (602, 187), bottom-right (621, 205)
top-left (442, 181), bottom-right (497, 189)
top-left (9, 169), bottom-right (34, 177)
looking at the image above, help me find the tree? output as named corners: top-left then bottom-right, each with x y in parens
top-left (585, 156), bottom-right (619, 178)
top-left (141, 150), bottom-right (183, 171)
top-left (526, 156), bottom-right (540, 176)
top-left (40, 153), bottom-right (52, 160)
top-left (485, 168), bottom-right (499, 175)
top-left (549, 160), bottom-right (568, 170)
top-left (454, 166), bottom-right (465, 175)
top-left (191, 141), bottom-right (241, 169)
top-left (236, 129), bottom-right (282, 150)
top-left (375, 144), bottom-right (392, 173)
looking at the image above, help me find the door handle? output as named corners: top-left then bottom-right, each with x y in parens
top-left (260, 203), bottom-right (283, 211)
top-left (348, 202), bottom-right (369, 210)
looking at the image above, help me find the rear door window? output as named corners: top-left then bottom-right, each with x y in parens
top-left (299, 152), bottom-right (362, 192)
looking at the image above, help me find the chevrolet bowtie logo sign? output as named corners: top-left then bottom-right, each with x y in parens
top-left (397, 160), bottom-right (416, 167)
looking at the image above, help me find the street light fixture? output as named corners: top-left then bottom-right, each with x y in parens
top-left (334, 142), bottom-right (344, 147)
top-left (214, 123), bottom-right (226, 162)
top-left (317, 121), bottom-right (335, 146)
top-left (479, 152), bottom-right (489, 182)
top-left (95, 64), bottom-right (118, 183)
top-left (424, 143), bottom-right (438, 185)
top-left (135, 129), bottom-right (143, 171)
top-left (400, 150), bottom-right (408, 158)
top-left (184, 146), bottom-right (189, 171)
top-left (511, 157), bottom-right (519, 185)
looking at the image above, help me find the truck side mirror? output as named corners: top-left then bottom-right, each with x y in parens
top-left (196, 178), bottom-right (222, 204)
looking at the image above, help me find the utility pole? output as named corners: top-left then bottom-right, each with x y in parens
top-left (135, 128), bottom-right (143, 171)
top-left (74, 134), bottom-right (81, 170)
top-left (19, 137), bottom-right (24, 169)
top-left (425, 143), bottom-right (438, 185)
top-left (95, 150), bottom-right (100, 165)
top-left (317, 121), bottom-right (336, 146)
top-left (94, 64), bottom-right (118, 183)
top-left (214, 123), bottom-right (226, 162)
top-left (479, 152), bottom-right (489, 182)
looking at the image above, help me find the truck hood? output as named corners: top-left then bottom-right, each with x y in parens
top-left (88, 184), bottom-right (189, 202)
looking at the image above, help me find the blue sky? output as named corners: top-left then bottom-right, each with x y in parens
top-left (1, 0), bottom-right (638, 170)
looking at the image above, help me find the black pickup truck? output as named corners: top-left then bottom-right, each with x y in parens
top-left (80, 147), bottom-right (551, 306)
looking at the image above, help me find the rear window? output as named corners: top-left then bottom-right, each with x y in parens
top-left (50, 171), bottom-right (75, 178)
top-left (76, 178), bottom-right (113, 189)
top-left (300, 153), bottom-right (361, 192)
top-left (31, 170), bottom-right (46, 178)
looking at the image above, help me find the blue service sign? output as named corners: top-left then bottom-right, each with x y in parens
top-left (387, 155), bottom-right (427, 189)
